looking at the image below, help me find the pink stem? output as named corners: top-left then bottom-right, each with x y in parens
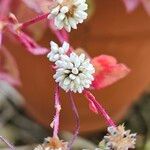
top-left (83, 90), bottom-right (116, 127)
top-left (0, 136), bottom-right (15, 150)
top-left (68, 92), bottom-right (80, 149)
top-left (60, 29), bottom-right (69, 42)
top-left (49, 21), bottom-right (66, 44)
top-left (21, 13), bottom-right (49, 29)
top-left (53, 85), bottom-right (61, 138)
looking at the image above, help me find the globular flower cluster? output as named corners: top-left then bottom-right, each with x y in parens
top-left (99, 125), bottom-right (136, 150)
top-left (34, 137), bottom-right (68, 150)
top-left (48, 0), bottom-right (88, 32)
top-left (47, 41), bottom-right (95, 93)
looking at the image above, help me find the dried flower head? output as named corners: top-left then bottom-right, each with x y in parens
top-left (48, 0), bottom-right (88, 32)
top-left (47, 41), bottom-right (69, 62)
top-left (34, 137), bottom-right (68, 150)
top-left (99, 125), bottom-right (136, 150)
top-left (53, 52), bottom-right (95, 93)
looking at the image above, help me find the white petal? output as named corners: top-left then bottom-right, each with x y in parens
top-left (51, 5), bottom-right (60, 15)
top-left (62, 41), bottom-right (70, 52)
top-left (56, 13), bottom-right (65, 20)
top-left (53, 54), bottom-right (60, 61)
top-left (77, 3), bottom-right (88, 11)
top-left (54, 18), bottom-right (64, 29)
top-left (60, 6), bottom-right (69, 13)
top-left (64, 24), bottom-right (71, 32)
top-left (79, 53), bottom-right (85, 62)
top-left (59, 47), bottom-right (65, 54)
top-left (75, 10), bottom-right (88, 20)
top-left (69, 74), bottom-right (76, 80)
top-left (68, 18), bottom-right (77, 29)
top-left (63, 78), bottom-right (71, 85)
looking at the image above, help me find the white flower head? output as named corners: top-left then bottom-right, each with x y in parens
top-left (48, 0), bottom-right (88, 32)
top-left (54, 52), bottom-right (95, 93)
top-left (47, 41), bottom-right (69, 62)
top-left (34, 137), bottom-right (68, 150)
top-left (99, 125), bottom-right (137, 150)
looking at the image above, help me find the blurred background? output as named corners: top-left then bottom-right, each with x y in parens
top-left (0, 0), bottom-right (150, 149)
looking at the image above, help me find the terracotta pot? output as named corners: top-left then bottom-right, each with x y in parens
top-left (8, 0), bottom-right (150, 133)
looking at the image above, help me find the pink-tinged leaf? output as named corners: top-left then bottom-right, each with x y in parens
top-left (0, 47), bottom-right (21, 87)
top-left (11, 30), bottom-right (49, 55)
top-left (91, 55), bottom-right (130, 90)
top-left (0, 73), bottom-right (20, 87)
top-left (123, 0), bottom-right (140, 12)
top-left (0, 0), bottom-right (12, 19)
top-left (22, 0), bottom-right (54, 13)
top-left (141, 0), bottom-right (150, 15)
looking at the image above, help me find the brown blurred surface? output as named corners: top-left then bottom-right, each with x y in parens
top-left (7, 0), bottom-right (150, 133)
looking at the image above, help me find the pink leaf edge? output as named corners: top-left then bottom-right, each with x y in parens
top-left (91, 55), bottom-right (130, 90)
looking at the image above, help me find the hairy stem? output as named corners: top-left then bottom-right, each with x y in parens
top-left (68, 92), bottom-right (80, 149)
top-left (0, 136), bottom-right (15, 150)
top-left (83, 90), bottom-right (116, 127)
top-left (21, 13), bottom-right (49, 29)
top-left (53, 85), bottom-right (61, 138)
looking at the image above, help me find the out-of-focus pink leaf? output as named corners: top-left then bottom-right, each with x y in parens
top-left (0, 0), bottom-right (11, 19)
top-left (0, 73), bottom-right (20, 87)
top-left (22, 0), bottom-right (54, 13)
top-left (91, 55), bottom-right (130, 90)
top-left (11, 30), bottom-right (49, 55)
top-left (123, 0), bottom-right (140, 12)
top-left (141, 0), bottom-right (150, 15)
top-left (0, 47), bottom-right (21, 87)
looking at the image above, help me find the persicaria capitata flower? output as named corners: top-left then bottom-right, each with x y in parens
top-left (34, 137), bottom-right (68, 150)
top-left (54, 52), bottom-right (95, 93)
top-left (99, 124), bottom-right (137, 150)
top-left (48, 0), bottom-right (88, 32)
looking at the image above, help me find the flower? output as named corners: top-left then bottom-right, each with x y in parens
top-left (48, 0), bottom-right (88, 32)
top-left (47, 41), bottom-right (69, 62)
top-left (34, 137), bottom-right (68, 150)
top-left (99, 125), bottom-right (136, 150)
top-left (53, 52), bottom-right (95, 93)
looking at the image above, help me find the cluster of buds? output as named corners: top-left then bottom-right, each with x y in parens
top-left (47, 41), bottom-right (95, 93)
top-left (48, 0), bottom-right (88, 32)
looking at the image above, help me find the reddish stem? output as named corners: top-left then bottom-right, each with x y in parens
top-left (68, 92), bottom-right (80, 149)
top-left (83, 90), bottom-right (116, 127)
top-left (0, 136), bottom-right (15, 150)
top-left (21, 13), bottom-right (49, 29)
top-left (53, 85), bottom-right (61, 138)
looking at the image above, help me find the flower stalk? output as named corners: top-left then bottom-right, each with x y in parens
top-left (68, 92), bottom-right (80, 149)
top-left (53, 85), bottom-right (61, 138)
top-left (21, 13), bottom-right (49, 29)
top-left (83, 90), bottom-right (116, 127)
top-left (0, 136), bottom-right (15, 150)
